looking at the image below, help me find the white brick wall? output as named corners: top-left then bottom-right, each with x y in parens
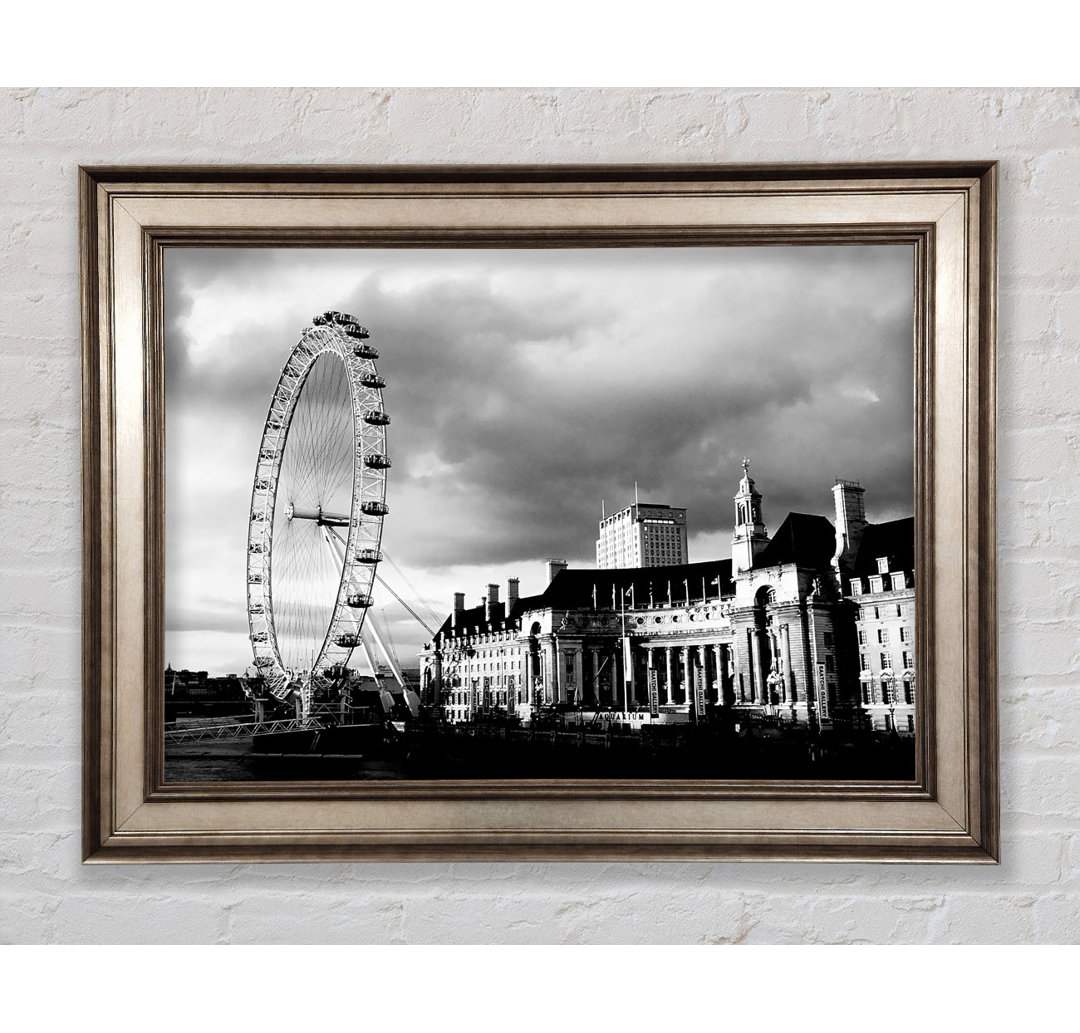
top-left (1, 87), bottom-right (1077, 944)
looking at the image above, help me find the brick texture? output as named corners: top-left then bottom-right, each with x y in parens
top-left (1, 87), bottom-right (1077, 943)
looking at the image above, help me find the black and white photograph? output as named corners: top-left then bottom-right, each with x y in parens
top-left (164, 243), bottom-right (917, 783)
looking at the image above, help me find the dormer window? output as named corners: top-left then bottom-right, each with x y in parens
top-left (876, 556), bottom-right (890, 574)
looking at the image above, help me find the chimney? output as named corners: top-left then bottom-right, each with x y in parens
top-left (506, 577), bottom-right (519, 610)
top-left (484, 584), bottom-right (500, 622)
top-left (832, 480), bottom-right (867, 573)
top-left (546, 558), bottom-right (568, 583)
top-left (480, 595), bottom-right (489, 623)
top-left (453, 592), bottom-right (466, 631)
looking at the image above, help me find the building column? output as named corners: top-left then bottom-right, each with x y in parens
top-left (780, 623), bottom-right (795, 703)
top-left (681, 645), bottom-right (691, 706)
top-left (611, 647), bottom-right (620, 706)
top-left (665, 647), bottom-right (674, 705)
top-left (750, 628), bottom-right (764, 705)
top-left (589, 647), bottom-right (600, 706)
top-left (572, 648), bottom-right (583, 706)
top-left (712, 644), bottom-right (723, 703)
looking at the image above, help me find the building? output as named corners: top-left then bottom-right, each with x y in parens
top-left (596, 501), bottom-right (688, 569)
top-left (164, 666), bottom-right (246, 702)
top-left (848, 511), bottom-right (917, 734)
top-left (420, 463), bottom-right (914, 735)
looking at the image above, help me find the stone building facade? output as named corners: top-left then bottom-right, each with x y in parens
top-left (420, 465), bottom-right (915, 735)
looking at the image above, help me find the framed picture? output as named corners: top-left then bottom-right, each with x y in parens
top-left (81, 163), bottom-right (998, 862)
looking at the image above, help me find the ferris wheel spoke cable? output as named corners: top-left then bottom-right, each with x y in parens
top-left (381, 550), bottom-right (444, 628)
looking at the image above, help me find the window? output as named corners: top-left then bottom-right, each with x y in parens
top-left (860, 653), bottom-right (870, 671)
top-left (900, 626), bottom-right (911, 643)
top-left (877, 557), bottom-right (890, 574)
top-left (877, 628), bottom-right (889, 645)
top-left (904, 680), bottom-right (914, 705)
top-left (902, 651), bottom-right (913, 670)
top-left (907, 715), bottom-right (915, 733)
top-left (858, 629), bottom-right (867, 646)
top-left (874, 606), bottom-right (881, 620)
top-left (850, 580), bottom-right (862, 597)
top-left (870, 577), bottom-right (883, 594)
top-left (895, 603), bottom-right (903, 617)
top-left (881, 653), bottom-right (892, 670)
top-left (825, 655), bottom-right (835, 673)
top-left (823, 632), bottom-right (833, 647)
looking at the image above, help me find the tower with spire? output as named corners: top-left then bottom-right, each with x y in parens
top-left (732, 458), bottom-right (771, 573)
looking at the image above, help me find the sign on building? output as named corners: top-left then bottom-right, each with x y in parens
top-left (648, 669), bottom-right (659, 717)
top-left (694, 664), bottom-right (706, 721)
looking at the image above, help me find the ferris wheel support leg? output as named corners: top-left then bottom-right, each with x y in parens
top-left (322, 528), bottom-right (379, 687)
top-left (323, 527), bottom-right (405, 693)
top-left (355, 634), bottom-right (383, 689)
top-left (365, 618), bottom-right (407, 691)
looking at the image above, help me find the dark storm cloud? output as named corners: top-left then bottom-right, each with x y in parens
top-left (164, 246), bottom-right (914, 671)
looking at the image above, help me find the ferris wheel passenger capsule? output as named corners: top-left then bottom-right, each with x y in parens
top-left (364, 454), bottom-right (392, 469)
top-left (363, 409), bottom-right (390, 426)
top-left (334, 632), bottom-right (361, 648)
top-left (360, 372), bottom-right (386, 388)
top-left (346, 591), bottom-right (374, 609)
top-left (353, 342), bottom-right (379, 359)
top-left (355, 548), bottom-right (382, 564)
top-left (361, 500), bottom-right (389, 516)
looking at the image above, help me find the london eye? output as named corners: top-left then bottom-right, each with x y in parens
top-left (245, 311), bottom-right (393, 717)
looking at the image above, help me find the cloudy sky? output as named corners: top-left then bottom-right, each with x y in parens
top-left (164, 245), bottom-right (914, 675)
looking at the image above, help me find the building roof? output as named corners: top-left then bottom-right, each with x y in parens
top-left (537, 560), bottom-right (734, 611)
top-left (757, 512), bottom-right (836, 569)
top-left (852, 517), bottom-right (915, 575)
top-left (432, 558), bottom-right (735, 641)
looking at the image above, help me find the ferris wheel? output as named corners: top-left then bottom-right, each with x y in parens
top-left (245, 311), bottom-right (391, 712)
